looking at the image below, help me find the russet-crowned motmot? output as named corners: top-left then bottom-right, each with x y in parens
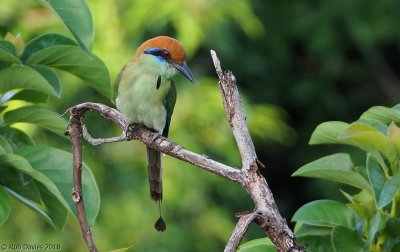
top-left (115, 36), bottom-right (194, 230)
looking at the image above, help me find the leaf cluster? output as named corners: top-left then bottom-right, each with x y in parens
top-left (0, 0), bottom-right (109, 230)
top-left (292, 105), bottom-right (400, 251)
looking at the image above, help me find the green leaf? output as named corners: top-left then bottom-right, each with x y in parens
top-left (0, 168), bottom-right (42, 204)
top-left (366, 155), bottom-right (386, 209)
top-left (365, 212), bottom-right (380, 251)
top-left (360, 106), bottom-right (400, 124)
top-left (340, 123), bottom-right (398, 164)
top-left (16, 146), bottom-right (100, 225)
top-left (30, 65), bottom-right (61, 97)
top-left (0, 127), bottom-right (35, 151)
top-left (109, 246), bottom-right (134, 252)
top-left (0, 105), bottom-right (7, 113)
top-left (378, 173), bottom-right (400, 208)
top-left (0, 65), bottom-right (58, 96)
top-left (391, 104), bottom-right (400, 115)
top-left (0, 186), bottom-right (11, 225)
top-left (4, 186), bottom-right (55, 228)
top-left (9, 90), bottom-right (49, 103)
top-left (0, 135), bottom-right (13, 153)
top-left (331, 226), bottom-right (363, 252)
top-left (0, 41), bottom-right (20, 63)
top-left (341, 190), bottom-right (375, 232)
top-left (3, 105), bottom-right (67, 137)
top-left (386, 217), bottom-right (400, 238)
top-left (0, 144), bottom-right (6, 154)
top-left (36, 183), bottom-right (68, 229)
top-left (294, 223), bottom-right (334, 251)
top-left (297, 232), bottom-right (334, 252)
top-left (21, 33), bottom-right (77, 62)
top-left (26, 45), bottom-right (111, 98)
top-left (38, 0), bottom-right (93, 53)
top-left (238, 238), bottom-right (276, 252)
top-left (0, 153), bottom-right (71, 224)
top-left (292, 200), bottom-right (355, 228)
top-left (309, 121), bottom-right (349, 145)
top-left (292, 153), bottom-right (371, 192)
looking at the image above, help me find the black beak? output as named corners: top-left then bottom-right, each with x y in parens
top-left (173, 62), bottom-right (195, 84)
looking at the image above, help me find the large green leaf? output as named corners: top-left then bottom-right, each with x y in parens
top-left (21, 33), bottom-right (77, 62)
top-left (292, 200), bottom-right (355, 228)
top-left (38, 0), bottom-right (93, 53)
top-left (36, 183), bottom-right (68, 229)
top-left (292, 153), bottom-right (371, 192)
top-left (26, 45), bottom-right (111, 98)
top-left (30, 65), bottom-right (61, 97)
top-left (7, 65), bottom-right (61, 102)
top-left (0, 153), bottom-right (71, 227)
top-left (9, 90), bottom-right (49, 103)
top-left (0, 135), bottom-right (13, 153)
top-left (0, 127), bottom-right (35, 151)
top-left (4, 186), bottom-right (56, 228)
top-left (340, 123), bottom-right (398, 164)
top-left (238, 238), bottom-right (276, 252)
top-left (16, 146), bottom-right (100, 226)
top-left (0, 41), bottom-right (20, 63)
top-left (294, 223), bottom-right (334, 251)
top-left (0, 153), bottom-right (64, 228)
top-left (366, 155), bottom-right (386, 209)
top-left (0, 186), bottom-right (11, 225)
top-left (331, 226), bottom-right (363, 252)
top-left (309, 121), bottom-right (349, 145)
top-left (0, 165), bottom-right (42, 204)
top-left (0, 65), bottom-right (58, 96)
top-left (378, 173), bottom-right (400, 208)
top-left (360, 106), bottom-right (400, 124)
top-left (3, 105), bottom-right (67, 137)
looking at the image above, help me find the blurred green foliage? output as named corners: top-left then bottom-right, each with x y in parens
top-left (1, 0), bottom-right (399, 251)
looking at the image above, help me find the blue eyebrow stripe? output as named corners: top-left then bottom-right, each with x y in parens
top-left (144, 48), bottom-right (160, 54)
top-left (144, 48), bottom-right (166, 62)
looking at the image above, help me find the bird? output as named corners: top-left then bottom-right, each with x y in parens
top-left (115, 36), bottom-right (195, 231)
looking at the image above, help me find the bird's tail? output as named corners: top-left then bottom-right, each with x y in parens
top-left (146, 146), bottom-right (166, 231)
top-left (146, 146), bottom-right (162, 201)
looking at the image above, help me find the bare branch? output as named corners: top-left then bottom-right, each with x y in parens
top-left (211, 50), bottom-right (258, 169)
top-left (224, 213), bottom-right (256, 252)
top-left (67, 107), bottom-right (98, 252)
top-left (68, 103), bottom-right (241, 183)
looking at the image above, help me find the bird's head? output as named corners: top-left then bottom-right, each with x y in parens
top-left (133, 36), bottom-right (195, 83)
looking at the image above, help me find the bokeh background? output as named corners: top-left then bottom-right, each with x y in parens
top-left (1, 0), bottom-right (400, 251)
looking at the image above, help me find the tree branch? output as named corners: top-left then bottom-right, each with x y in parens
top-left (66, 50), bottom-right (305, 252)
top-left (67, 107), bottom-right (98, 252)
top-left (225, 212), bottom-right (256, 252)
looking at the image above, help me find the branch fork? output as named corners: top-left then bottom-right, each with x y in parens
top-left (66, 50), bottom-right (305, 252)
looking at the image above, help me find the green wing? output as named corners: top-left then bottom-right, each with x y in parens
top-left (113, 64), bottom-right (128, 102)
top-left (162, 80), bottom-right (177, 137)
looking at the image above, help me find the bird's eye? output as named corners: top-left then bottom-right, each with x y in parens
top-left (161, 49), bottom-right (170, 58)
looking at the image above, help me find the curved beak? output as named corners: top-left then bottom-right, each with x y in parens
top-left (173, 62), bottom-right (195, 84)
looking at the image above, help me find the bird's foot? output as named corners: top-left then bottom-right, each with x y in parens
top-left (150, 131), bottom-right (161, 142)
top-left (125, 123), bottom-right (138, 140)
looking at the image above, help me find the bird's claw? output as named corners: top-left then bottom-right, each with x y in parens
top-left (125, 123), bottom-right (137, 140)
top-left (150, 132), bottom-right (161, 142)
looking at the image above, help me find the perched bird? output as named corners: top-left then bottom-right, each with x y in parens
top-left (115, 36), bottom-right (195, 231)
